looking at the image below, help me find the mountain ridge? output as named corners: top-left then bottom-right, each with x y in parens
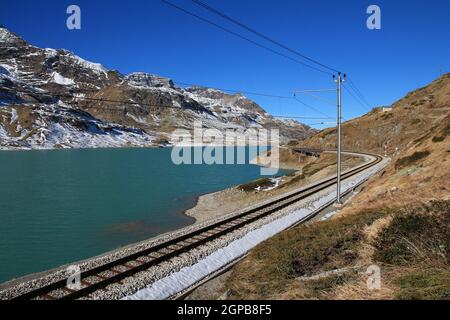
top-left (0, 27), bottom-right (316, 149)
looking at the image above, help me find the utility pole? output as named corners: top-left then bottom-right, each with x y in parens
top-left (293, 76), bottom-right (345, 204)
top-left (333, 72), bottom-right (345, 204)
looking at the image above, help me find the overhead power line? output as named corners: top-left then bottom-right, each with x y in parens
top-left (297, 90), bottom-right (336, 107)
top-left (161, 2), bottom-right (370, 124)
top-left (273, 115), bottom-right (334, 120)
top-left (293, 89), bottom-right (336, 93)
top-left (192, 0), bottom-right (340, 74)
top-left (1, 86), bottom-right (301, 118)
top-left (307, 122), bottom-right (336, 126)
top-left (189, 0), bottom-right (376, 117)
top-left (2, 87), bottom-right (345, 128)
top-left (160, 0), bottom-right (333, 75)
top-left (346, 77), bottom-right (372, 109)
top-left (1, 87), bottom-right (181, 111)
top-left (76, 80), bottom-right (294, 100)
top-left (174, 81), bottom-right (292, 99)
top-left (293, 96), bottom-right (334, 119)
top-left (342, 83), bottom-right (371, 113)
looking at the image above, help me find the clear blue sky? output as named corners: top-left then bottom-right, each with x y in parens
top-left (1, 0), bottom-right (449, 128)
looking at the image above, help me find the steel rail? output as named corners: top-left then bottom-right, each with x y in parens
top-left (174, 151), bottom-right (385, 300)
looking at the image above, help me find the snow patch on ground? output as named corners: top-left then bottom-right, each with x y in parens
top-left (0, 64), bottom-right (12, 76)
top-left (126, 112), bottom-right (148, 125)
top-left (124, 195), bottom-right (332, 300)
top-left (0, 62), bottom-right (19, 81)
top-left (51, 72), bottom-right (75, 86)
top-left (0, 104), bottom-right (158, 149)
top-left (255, 177), bottom-right (283, 192)
top-left (9, 108), bottom-right (18, 124)
top-left (320, 211), bottom-right (338, 221)
top-left (28, 121), bottom-right (154, 149)
top-left (0, 126), bottom-right (8, 140)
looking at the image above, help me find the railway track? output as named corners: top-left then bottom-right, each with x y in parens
top-left (12, 151), bottom-right (383, 300)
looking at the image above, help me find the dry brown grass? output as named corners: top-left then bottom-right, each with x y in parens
top-left (373, 202), bottom-right (448, 266)
top-left (253, 147), bottom-right (316, 170)
top-left (336, 112), bottom-right (450, 215)
top-left (225, 201), bottom-right (449, 300)
top-left (0, 105), bottom-right (38, 138)
top-left (279, 152), bottom-right (364, 190)
top-left (394, 151), bottom-right (431, 170)
top-left (224, 208), bottom-right (387, 300)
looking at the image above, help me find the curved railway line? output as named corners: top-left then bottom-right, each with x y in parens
top-left (11, 150), bottom-right (383, 300)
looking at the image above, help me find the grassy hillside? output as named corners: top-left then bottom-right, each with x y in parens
top-left (301, 73), bottom-right (449, 155)
top-left (225, 201), bottom-right (449, 300)
top-left (223, 74), bottom-right (450, 300)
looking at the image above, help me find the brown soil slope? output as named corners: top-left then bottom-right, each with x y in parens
top-left (300, 73), bottom-right (450, 156)
top-left (299, 73), bottom-right (450, 207)
top-left (221, 74), bottom-right (450, 300)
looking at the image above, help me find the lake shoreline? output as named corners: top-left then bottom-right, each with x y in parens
top-left (182, 164), bottom-right (298, 224)
top-left (182, 149), bottom-right (369, 224)
top-left (183, 147), bottom-right (304, 224)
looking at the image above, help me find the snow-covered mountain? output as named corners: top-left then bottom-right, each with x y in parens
top-left (0, 27), bottom-right (316, 149)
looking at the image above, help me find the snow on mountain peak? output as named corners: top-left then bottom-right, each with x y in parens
top-left (0, 27), bottom-right (23, 44)
top-left (70, 53), bottom-right (108, 74)
top-left (44, 48), bottom-right (58, 58)
top-left (53, 49), bottom-right (108, 75)
top-left (0, 28), bottom-right (317, 149)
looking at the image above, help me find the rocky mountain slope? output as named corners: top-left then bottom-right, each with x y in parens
top-left (0, 27), bottom-right (315, 149)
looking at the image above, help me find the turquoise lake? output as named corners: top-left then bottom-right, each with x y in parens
top-left (0, 147), bottom-right (288, 283)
